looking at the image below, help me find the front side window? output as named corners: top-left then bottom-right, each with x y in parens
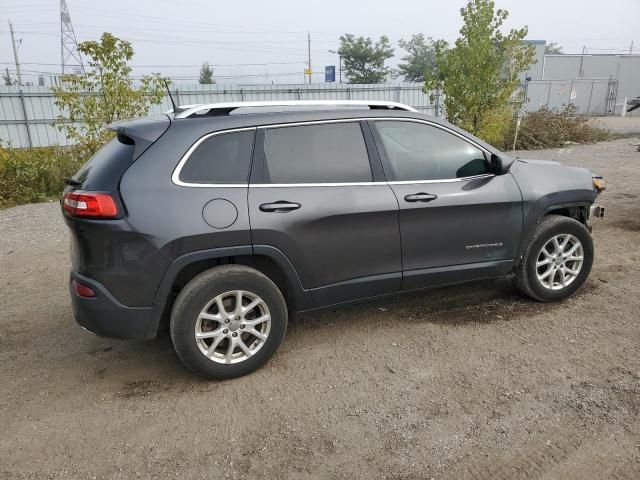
top-left (179, 130), bottom-right (255, 184)
top-left (374, 121), bottom-right (489, 181)
top-left (262, 122), bottom-right (372, 184)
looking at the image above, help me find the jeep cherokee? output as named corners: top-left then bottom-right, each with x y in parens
top-left (61, 100), bottom-right (605, 379)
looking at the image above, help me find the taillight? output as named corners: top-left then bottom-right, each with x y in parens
top-left (72, 279), bottom-right (96, 298)
top-left (63, 191), bottom-right (118, 218)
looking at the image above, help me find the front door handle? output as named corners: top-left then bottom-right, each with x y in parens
top-left (259, 201), bottom-right (301, 212)
top-left (404, 192), bottom-right (438, 203)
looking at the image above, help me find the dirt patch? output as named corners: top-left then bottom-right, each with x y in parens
top-left (1, 138), bottom-right (639, 479)
top-left (616, 219), bottom-right (640, 232)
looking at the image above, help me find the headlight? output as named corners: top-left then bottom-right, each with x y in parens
top-left (592, 176), bottom-right (605, 194)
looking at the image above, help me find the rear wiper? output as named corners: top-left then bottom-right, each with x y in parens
top-left (63, 177), bottom-right (82, 187)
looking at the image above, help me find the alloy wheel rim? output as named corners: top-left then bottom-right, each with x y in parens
top-left (194, 290), bottom-right (271, 364)
top-left (535, 234), bottom-right (584, 291)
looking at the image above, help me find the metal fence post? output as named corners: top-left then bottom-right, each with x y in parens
top-left (18, 88), bottom-right (33, 148)
top-left (586, 81), bottom-right (595, 114)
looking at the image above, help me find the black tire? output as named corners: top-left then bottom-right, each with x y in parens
top-left (515, 214), bottom-right (594, 302)
top-left (170, 265), bottom-right (287, 380)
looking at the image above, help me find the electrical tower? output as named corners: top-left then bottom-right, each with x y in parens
top-left (60, 0), bottom-right (84, 75)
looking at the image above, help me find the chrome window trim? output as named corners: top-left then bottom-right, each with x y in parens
top-left (171, 118), bottom-right (495, 188)
top-left (250, 182), bottom-right (384, 188)
top-left (386, 174), bottom-right (494, 185)
top-left (248, 175), bottom-right (494, 188)
top-left (258, 118), bottom-right (365, 129)
top-left (171, 127), bottom-right (256, 188)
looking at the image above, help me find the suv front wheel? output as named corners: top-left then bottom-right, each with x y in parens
top-left (170, 265), bottom-right (288, 379)
top-left (515, 214), bottom-right (594, 302)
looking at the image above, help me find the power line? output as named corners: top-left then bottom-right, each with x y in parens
top-left (0, 61), bottom-right (307, 67)
top-left (6, 67), bottom-right (320, 79)
top-left (3, 30), bottom-right (309, 55)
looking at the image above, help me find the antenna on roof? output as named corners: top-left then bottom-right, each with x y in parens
top-left (164, 79), bottom-right (185, 114)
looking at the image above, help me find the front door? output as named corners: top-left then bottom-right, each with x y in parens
top-left (369, 119), bottom-right (523, 290)
top-left (249, 120), bottom-right (401, 306)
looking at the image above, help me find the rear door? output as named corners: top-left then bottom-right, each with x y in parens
top-left (370, 119), bottom-right (523, 290)
top-left (248, 120), bottom-right (401, 306)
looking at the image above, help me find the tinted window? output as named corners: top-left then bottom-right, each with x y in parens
top-left (71, 134), bottom-right (136, 190)
top-left (263, 122), bottom-right (372, 183)
top-left (375, 121), bottom-right (489, 181)
top-left (179, 130), bottom-right (255, 184)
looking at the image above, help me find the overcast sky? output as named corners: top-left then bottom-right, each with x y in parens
top-left (1, 0), bottom-right (638, 85)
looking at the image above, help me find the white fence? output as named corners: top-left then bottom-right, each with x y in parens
top-left (525, 78), bottom-right (617, 115)
top-left (0, 83), bottom-right (436, 148)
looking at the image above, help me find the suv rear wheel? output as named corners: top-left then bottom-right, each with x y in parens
top-left (515, 214), bottom-right (594, 302)
top-left (170, 265), bottom-right (287, 379)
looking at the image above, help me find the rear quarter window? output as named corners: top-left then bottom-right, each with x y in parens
top-left (178, 130), bottom-right (255, 184)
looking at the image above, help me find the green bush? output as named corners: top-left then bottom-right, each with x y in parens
top-left (0, 145), bottom-right (86, 207)
top-left (475, 106), bottom-right (515, 150)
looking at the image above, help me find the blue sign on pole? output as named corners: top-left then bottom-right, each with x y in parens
top-left (325, 65), bottom-right (336, 82)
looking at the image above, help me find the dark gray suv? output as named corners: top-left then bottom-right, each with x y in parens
top-left (61, 100), bottom-right (605, 379)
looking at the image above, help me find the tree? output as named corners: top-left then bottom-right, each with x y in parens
top-left (52, 32), bottom-right (165, 154)
top-left (397, 34), bottom-right (439, 82)
top-left (545, 42), bottom-right (563, 55)
top-left (199, 62), bottom-right (215, 84)
top-left (338, 34), bottom-right (394, 84)
top-left (425, 0), bottom-right (535, 136)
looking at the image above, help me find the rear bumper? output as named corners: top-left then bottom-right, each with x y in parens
top-left (69, 272), bottom-right (161, 340)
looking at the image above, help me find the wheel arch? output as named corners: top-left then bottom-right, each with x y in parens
top-left (152, 245), bottom-right (311, 336)
top-left (540, 203), bottom-right (590, 225)
top-left (516, 200), bottom-right (592, 266)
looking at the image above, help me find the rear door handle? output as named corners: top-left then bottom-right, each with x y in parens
top-left (259, 201), bottom-right (301, 212)
top-left (404, 193), bottom-right (438, 203)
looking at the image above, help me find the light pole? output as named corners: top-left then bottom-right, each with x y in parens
top-left (328, 49), bottom-right (342, 83)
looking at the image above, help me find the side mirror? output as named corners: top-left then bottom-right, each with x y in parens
top-left (490, 153), bottom-right (504, 175)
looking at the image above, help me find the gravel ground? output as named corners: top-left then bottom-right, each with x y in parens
top-left (1, 138), bottom-right (639, 479)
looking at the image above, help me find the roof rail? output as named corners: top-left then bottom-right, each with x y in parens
top-left (171, 100), bottom-right (418, 119)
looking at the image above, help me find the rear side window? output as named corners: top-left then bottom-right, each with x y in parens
top-left (262, 122), bottom-right (372, 184)
top-left (374, 121), bottom-right (489, 181)
top-left (72, 134), bottom-right (135, 190)
top-left (179, 130), bottom-right (255, 184)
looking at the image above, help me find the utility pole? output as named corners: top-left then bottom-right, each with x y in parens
top-left (8, 21), bottom-right (22, 86)
top-left (8, 20), bottom-right (32, 147)
top-left (307, 32), bottom-right (312, 85)
top-left (630, 40), bottom-right (634, 55)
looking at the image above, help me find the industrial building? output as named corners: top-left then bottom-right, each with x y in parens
top-left (522, 41), bottom-right (639, 115)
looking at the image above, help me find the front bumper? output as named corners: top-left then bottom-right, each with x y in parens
top-left (69, 272), bottom-right (162, 340)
